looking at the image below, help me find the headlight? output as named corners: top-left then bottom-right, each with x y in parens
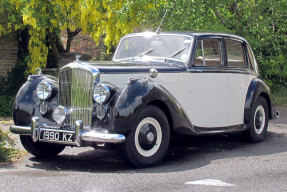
top-left (53, 106), bottom-right (68, 125)
top-left (37, 81), bottom-right (52, 100)
top-left (93, 83), bottom-right (110, 104)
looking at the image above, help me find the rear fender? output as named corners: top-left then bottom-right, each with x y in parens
top-left (244, 78), bottom-right (275, 127)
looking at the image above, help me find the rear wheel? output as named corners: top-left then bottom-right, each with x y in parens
top-left (244, 96), bottom-right (269, 142)
top-left (124, 105), bottom-right (170, 168)
top-left (20, 135), bottom-right (65, 158)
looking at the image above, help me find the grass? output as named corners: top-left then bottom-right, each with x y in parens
top-left (272, 86), bottom-right (287, 107)
top-left (0, 120), bottom-right (25, 163)
top-left (0, 127), bottom-right (24, 163)
top-left (0, 118), bottom-right (13, 124)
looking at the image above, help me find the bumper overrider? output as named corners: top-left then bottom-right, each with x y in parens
top-left (10, 117), bottom-right (126, 146)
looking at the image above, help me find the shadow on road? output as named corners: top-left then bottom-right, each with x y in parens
top-left (25, 130), bottom-right (287, 173)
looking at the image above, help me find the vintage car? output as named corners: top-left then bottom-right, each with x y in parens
top-left (10, 32), bottom-right (279, 167)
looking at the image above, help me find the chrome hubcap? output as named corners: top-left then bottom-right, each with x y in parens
top-left (135, 117), bottom-right (162, 157)
top-left (254, 105), bottom-right (265, 134)
top-left (146, 132), bottom-right (155, 143)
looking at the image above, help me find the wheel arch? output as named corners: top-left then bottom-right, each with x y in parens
top-left (258, 92), bottom-right (272, 119)
top-left (13, 74), bottom-right (58, 126)
top-left (148, 100), bottom-right (174, 134)
top-left (244, 78), bottom-right (275, 128)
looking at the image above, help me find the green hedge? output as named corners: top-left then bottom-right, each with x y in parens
top-left (0, 95), bottom-right (15, 117)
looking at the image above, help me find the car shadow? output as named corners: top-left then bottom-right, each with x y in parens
top-left (25, 130), bottom-right (287, 173)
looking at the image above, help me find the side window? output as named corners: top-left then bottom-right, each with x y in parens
top-left (194, 39), bottom-right (221, 67)
top-left (226, 39), bottom-right (246, 68)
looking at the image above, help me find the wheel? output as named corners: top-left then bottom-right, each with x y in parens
top-left (124, 105), bottom-right (170, 168)
top-left (20, 135), bottom-right (65, 158)
top-left (244, 96), bottom-right (269, 142)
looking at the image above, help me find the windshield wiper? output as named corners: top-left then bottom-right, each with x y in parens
top-left (170, 47), bottom-right (186, 58)
top-left (137, 48), bottom-right (154, 57)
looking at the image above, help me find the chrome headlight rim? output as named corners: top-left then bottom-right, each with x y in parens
top-left (52, 105), bottom-right (69, 125)
top-left (36, 81), bottom-right (53, 100)
top-left (93, 83), bottom-right (110, 104)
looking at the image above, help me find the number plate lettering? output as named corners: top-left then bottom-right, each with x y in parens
top-left (62, 133), bottom-right (74, 142)
top-left (40, 130), bottom-right (74, 142)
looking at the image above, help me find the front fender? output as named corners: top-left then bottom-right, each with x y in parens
top-left (244, 78), bottom-right (276, 127)
top-left (113, 78), bottom-right (195, 134)
top-left (13, 75), bottom-right (58, 126)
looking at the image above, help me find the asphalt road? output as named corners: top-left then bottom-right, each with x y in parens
top-left (1, 109), bottom-right (287, 192)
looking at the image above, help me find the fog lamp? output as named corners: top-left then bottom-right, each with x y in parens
top-left (53, 106), bottom-right (68, 124)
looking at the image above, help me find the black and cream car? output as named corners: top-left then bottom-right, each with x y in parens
top-left (10, 32), bottom-right (279, 167)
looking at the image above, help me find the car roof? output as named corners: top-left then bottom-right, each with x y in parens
top-left (124, 32), bottom-right (247, 42)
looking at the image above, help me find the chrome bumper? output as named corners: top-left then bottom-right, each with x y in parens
top-left (10, 117), bottom-right (125, 146)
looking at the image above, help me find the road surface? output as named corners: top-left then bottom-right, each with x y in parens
top-left (0, 108), bottom-right (287, 192)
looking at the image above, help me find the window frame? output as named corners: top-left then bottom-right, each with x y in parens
top-left (190, 36), bottom-right (225, 68)
top-left (223, 37), bottom-right (252, 72)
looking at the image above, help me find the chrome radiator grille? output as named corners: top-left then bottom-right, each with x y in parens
top-left (59, 68), bottom-right (94, 130)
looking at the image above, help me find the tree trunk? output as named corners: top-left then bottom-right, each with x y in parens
top-left (65, 28), bottom-right (81, 53)
top-left (47, 30), bottom-right (60, 60)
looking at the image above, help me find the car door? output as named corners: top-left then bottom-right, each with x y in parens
top-left (186, 37), bottom-right (230, 128)
top-left (225, 38), bottom-right (256, 125)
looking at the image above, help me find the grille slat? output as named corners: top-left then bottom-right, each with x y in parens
top-left (59, 68), bottom-right (93, 130)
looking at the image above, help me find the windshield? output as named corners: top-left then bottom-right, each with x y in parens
top-left (113, 33), bottom-right (193, 63)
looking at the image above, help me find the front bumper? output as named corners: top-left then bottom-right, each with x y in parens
top-left (10, 117), bottom-right (126, 146)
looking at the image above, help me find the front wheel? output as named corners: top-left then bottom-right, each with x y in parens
top-left (124, 105), bottom-right (170, 168)
top-left (20, 135), bottom-right (65, 158)
top-left (244, 96), bottom-right (269, 142)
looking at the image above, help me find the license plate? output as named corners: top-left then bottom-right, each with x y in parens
top-left (39, 130), bottom-right (74, 142)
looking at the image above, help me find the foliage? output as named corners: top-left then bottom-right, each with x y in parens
top-left (0, 96), bottom-right (15, 117)
top-left (0, 0), bottom-right (287, 90)
top-left (0, 128), bottom-right (20, 162)
top-left (146, 0), bottom-right (287, 88)
top-left (0, 0), bottom-right (162, 73)
top-left (0, 56), bottom-right (29, 96)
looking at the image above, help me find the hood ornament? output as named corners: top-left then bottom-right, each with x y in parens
top-left (76, 55), bottom-right (82, 62)
top-left (35, 67), bottom-right (42, 75)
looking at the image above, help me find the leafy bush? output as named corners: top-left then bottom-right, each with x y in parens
top-left (0, 95), bottom-right (15, 117)
top-left (0, 56), bottom-right (28, 96)
top-left (0, 128), bottom-right (20, 162)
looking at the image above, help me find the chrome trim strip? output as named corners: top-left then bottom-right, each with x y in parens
top-left (188, 68), bottom-right (256, 75)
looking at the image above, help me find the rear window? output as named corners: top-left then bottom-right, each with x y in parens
top-left (226, 40), bottom-right (246, 68)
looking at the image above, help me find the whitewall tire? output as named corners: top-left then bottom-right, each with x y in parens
top-left (244, 96), bottom-right (269, 142)
top-left (124, 105), bottom-right (170, 168)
